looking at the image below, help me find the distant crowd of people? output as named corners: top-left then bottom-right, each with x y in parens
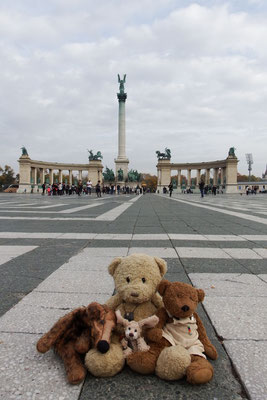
top-left (41, 181), bottom-right (153, 196)
top-left (162, 181), bottom-right (223, 198)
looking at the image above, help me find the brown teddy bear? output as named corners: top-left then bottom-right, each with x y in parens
top-left (147, 280), bottom-right (218, 384)
top-left (84, 253), bottom-right (169, 377)
top-left (37, 302), bottom-right (116, 384)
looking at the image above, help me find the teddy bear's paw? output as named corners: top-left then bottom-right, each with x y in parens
top-left (204, 343), bottom-right (218, 360)
top-left (123, 347), bottom-right (133, 358)
top-left (67, 365), bottom-right (86, 385)
top-left (186, 356), bottom-right (214, 385)
top-left (155, 345), bottom-right (191, 380)
top-left (85, 343), bottom-right (124, 377)
top-left (146, 328), bottom-right (162, 343)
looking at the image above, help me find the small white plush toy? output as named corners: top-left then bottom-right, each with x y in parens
top-left (115, 310), bottom-right (159, 358)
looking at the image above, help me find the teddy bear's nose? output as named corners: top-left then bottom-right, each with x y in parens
top-left (129, 333), bottom-right (134, 337)
top-left (131, 292), bottom-right (139, 297)
top-left (181, 305), bottom-right (189, 312)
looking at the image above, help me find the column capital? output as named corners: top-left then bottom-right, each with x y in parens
top-left (117, 93), bottom-right (127, 102)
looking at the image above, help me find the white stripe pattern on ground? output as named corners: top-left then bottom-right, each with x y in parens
top-left (0, 232), bottom-right (267, 241)
top-left (160, 195), bottom-right (267, 225)
top-left (0, 246), bottom-right (38, 265)
top-left (58, 202), bottom-right (105, 214)
top-left (95, 195), bottom-right (141, 220)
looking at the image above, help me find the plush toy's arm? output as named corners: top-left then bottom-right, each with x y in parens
top-left (146, 307), bottom-right (168, 343)
top-left (194, 312), bottom-right (218, 360)
top-left (37, 309), bottom-right (77, 353)
top-left (105, 293), bottom-right (121, 310)
top-left (137, 337), bottom-right (150, 352)
top-left (151, 292), bottom-right (163, 309)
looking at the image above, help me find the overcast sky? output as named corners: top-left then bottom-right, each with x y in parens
top-left (1, 0), bottom-right (267, 178)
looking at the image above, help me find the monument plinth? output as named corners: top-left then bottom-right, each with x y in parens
top-left (115, 74), bottom-right (129, 181)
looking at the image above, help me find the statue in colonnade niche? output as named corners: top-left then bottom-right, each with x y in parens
top-left (87, 149), bottom-right (103, 161)
top-left (156, 147), bottom-right (171, 160)
top-left (128, 169), bottom-right (141, 182)
top-left (118, 168), bottom-right (124, 181)
top-left (103, 166), bottom-right (115, 182)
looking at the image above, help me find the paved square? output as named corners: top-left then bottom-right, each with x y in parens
top-left (0, 192), bottom-right (266, 400)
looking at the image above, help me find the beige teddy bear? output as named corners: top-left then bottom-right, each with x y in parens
top-left (116, 309), bottom-right (159, 357)
top-left (84, 253), bottom-right (167, 377)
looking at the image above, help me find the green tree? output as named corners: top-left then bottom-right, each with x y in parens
top-left (0, 165), bottom-right (16, 187)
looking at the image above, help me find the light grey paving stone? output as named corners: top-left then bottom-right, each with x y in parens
top-left (132, 233), bottom-right (169, 240)
top-left (189, 273), bottom-right (267, 297)
top-left (241, 235), bottom-right (267, 241)
top-left (95, 233), bottom-right (132, 240)
top-left (258, 274), bottom-right (267, 283)
top-left (0, 256), bottom-right (13, 266)
top-left (168, 234), bottom-right (207, 240)
top-left (59, 233), bottom-right (97, 239)
top-left (0, 305), bottom-right (66, 333)
top-left (203, 297), bottom-right (267, 340)
top-left (0, 332), bottom-right (82, 400)
top-left (61, 256), bottom-right (114, 272)
top-left (36, 270), bottom-right (114, 294)
top-left (20, 291), bottom-right (110, 309)
top-left (204, 235), bottom-right (246, 241)
top-left (223, 248), bottom-right (263, 259)
top-left (128, 247), bottom-right (177, 258)
top-left (81, 247), bottom-right (128, 257)
top-left (224, 340), bottom-right (267, 400)
top-left (253, 248), bottom-right (267, 258)
top-left (0, 245), bottom-right (37, 255)
top-left (176, 247), bottom-right (231, 258)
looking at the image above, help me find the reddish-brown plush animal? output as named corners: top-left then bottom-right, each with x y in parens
top-left (37, 302), bottom-right (116, 384)
top-left (147, 280), bottom-right (218, 384)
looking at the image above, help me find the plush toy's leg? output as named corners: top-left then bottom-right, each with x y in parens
top-left (127, 339), bottom-right (168, 375)
top-left (186, 355), bottom-right (214, 385)
top-left (56, 341), bottom-right (86, 385)
top-left (155, 344), bottom-right (191, 380)
top-left (85, 336), bottom-right (125, 377)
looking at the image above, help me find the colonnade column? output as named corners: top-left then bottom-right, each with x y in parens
top-left (196, 169), bottom-right (201, 186)
top-left (59, 170), bottom-right (63, 183)
top-left (187, 169), bottom-right (191, 188)
top-left (220, 168), bottom-right (224, 186)
top-left (213, 168), bottom-right (218, 186)
top-left (69, 170), bottom-right (72, 185)
top-left (78, 170), bottom-right (82, 181)
top-left (49, 169), bottom-right (54, 185)
top-left (205, 169), bottom-right (210, 185)
top-left (177, 170), bottom-right (181, 188)
top-left (40, 169), bottom-right (45, 184)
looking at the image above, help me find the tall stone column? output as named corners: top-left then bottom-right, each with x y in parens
top-left (17, 154), bottom-right (32, 193)
top-left (213, 168), bottom-right (218, 186)
top-left (78, 170), bottom-right (82, 181)
top-left (59, 170), bottom-right (63, 183)
top-left (115, 74), bottom-right (129, 182)
top-left (187, 169), bottom-right (191, 187)
top-left (69, 170), bottom-right (72, 185)
top-left (196, 169), bottom-right (201, 186)
top-left (177, 170), bottom-right (181, 188)
top-left (49, 169), bottom-right (54, 185)
top-left (205, 169), bottom-right (210, 185)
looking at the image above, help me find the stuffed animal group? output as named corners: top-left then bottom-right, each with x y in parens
top-left (37, 253), bottom-right (218, 386)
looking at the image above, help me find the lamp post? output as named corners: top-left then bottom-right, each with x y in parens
top-left (246, 153), bottom-right (253, 179)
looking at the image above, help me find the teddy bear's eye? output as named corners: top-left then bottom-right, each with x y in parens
top-left (142, 277), bottom-right (146, 283)
top-left (134, 329), bottom-right (137, 332)
top-left (126, 277), bottom-right (130, 283)
top-left (128, 327), bottom-right (131, 330)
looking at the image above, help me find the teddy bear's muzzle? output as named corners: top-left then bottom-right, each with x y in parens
top-left (97, 340), bottom-right (110, 353)
top-left (181, 305), bottom-right (190, 312)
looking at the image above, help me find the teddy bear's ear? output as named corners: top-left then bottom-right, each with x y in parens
top-left (197, 289), bottom-right (205, 302)
top-left (108, 257), bottom-right (122, 276)
top-left (154, 257), bottom-right (167, 277)
top-left (158, 280), bottom-right (171, 296)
